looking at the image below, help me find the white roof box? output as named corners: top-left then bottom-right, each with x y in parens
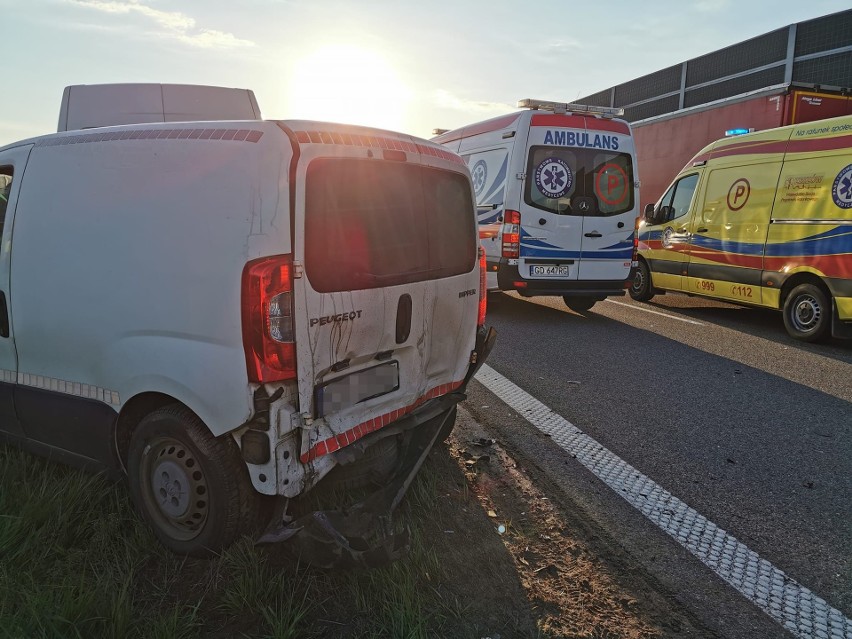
top-left (57, 83), bottom-right (262, 132)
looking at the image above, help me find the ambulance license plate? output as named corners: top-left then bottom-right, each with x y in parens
top-left (530, 265), bottom-right (569, 277)
top-left (315, 361), bottom-right (400, 417)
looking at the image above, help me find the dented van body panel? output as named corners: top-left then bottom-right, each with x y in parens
top-left (0, 88), bottom-right (492, 561)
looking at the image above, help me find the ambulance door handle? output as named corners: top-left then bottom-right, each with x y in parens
top-left (696, 227), bottom-right (708, 233)
top-left (584, 232), bottom-right (602, 238)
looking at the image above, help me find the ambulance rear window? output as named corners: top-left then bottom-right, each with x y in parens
top-left (525, 146), bottom-right (634, 216)
top-left (305, 158), bottom-right (477, 293)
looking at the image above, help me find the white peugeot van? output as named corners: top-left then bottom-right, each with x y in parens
top-left (0, 85), bottom-right (494, 565)
top-left (434, 99), bottom-right (640, 311)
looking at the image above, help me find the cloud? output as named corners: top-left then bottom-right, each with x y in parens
top-left (432, 90), bottom-right (514, 115)
top-left (541, 39), bottom-right (581, 53)
top-left (65, 0), bottom-right (254, 49)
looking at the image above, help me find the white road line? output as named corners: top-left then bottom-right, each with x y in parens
top-left (605, 299), bottom-right (706, 326)
top-left (474, 363), bottom-right (852, 639)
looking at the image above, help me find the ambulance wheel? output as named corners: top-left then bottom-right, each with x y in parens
top-left (629, 260), bottom-right (655, 302)
top-left (127, 404), bottom-right (260, 557)
top-left (783, 283), bottom-right (831, 342)
top-left (563, 297), bottom-right (597, 312)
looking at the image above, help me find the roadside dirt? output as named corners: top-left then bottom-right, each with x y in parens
top-left (427, 407), bottom-right (714, 638)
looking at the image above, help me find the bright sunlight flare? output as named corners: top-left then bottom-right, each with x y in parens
top-left (286, 45), bottom-right (411, 132)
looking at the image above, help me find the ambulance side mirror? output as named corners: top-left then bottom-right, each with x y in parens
top-left (643, 203), bottom-right (657, 224)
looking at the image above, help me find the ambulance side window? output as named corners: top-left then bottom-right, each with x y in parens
top-left (658, 173), bottom-right (698, 222)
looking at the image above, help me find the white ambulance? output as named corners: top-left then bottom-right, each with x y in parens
top-left (434, 99), bottom-right (640, 311)
top-left (0, 84), bottom-right (494, 564)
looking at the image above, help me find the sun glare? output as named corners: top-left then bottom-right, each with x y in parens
top-left (287, 45), bottom-right (411, 132)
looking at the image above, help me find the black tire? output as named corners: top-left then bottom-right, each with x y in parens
top-left (782, 283), bottom-right (831, 342)
top-left (127, 404), bottom-right (261, 557)
top-left (629, 260), bottom-right (655, 302)
top-left (563, 296), bottom-right (597, 312)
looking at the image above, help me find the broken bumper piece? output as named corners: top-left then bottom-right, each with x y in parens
top-left (256, 326), bottom-right (497, 569)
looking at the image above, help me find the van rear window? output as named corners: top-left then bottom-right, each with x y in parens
top-left (305, 159), bottom-right (477, 293)
top-left (525, 146), bottom-right (634, 216)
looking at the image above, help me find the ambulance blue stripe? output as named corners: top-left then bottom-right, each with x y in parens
top-left (476, 156), bottom-right (508, 224)
top-left (521, 232), bottom-right (633, 259)
top-left (479, 156), bottom-right (508, 204)
top-left (764, 226), bottom-right (852, 257)
top-left (642, 226), bottom-right (851, 257)
top-left (689, 235), bottom-right (763, 255)
top-left (521, 247), bottom-right (635, 259)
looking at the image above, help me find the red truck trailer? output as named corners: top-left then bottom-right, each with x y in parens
top-left (634, 85), bottom-right (852, 209)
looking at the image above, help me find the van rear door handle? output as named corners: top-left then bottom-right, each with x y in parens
top-left (696, 227), bottom-right (708, 233)
top-left (396, 294), bottom-right (412, 344)
top-left (584, 232), bottom-right (602, 238)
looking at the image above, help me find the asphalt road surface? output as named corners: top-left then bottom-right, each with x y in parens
top-left (467, 289), bottom-right (851, 638)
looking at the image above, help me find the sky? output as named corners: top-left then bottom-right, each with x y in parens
top-left (2, 0), bottom-right (850, 145)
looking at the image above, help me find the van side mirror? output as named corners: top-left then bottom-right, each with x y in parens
top-left (644, 202), bottom-right (663, 224)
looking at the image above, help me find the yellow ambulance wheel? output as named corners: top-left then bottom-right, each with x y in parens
top-left (782, 283), bottom-right (831, 343)
top-left (629, 260), bottom-right (655, 302)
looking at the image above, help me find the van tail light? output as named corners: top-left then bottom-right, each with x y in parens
top-left (241, 255), bottom-right (296, 383)
top-left (502, 209), bottom-right (521, 258)
top-left (477, 245), bottom-right (487, 326)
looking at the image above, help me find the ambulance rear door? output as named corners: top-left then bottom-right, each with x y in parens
top-left (576, 121), bottom-right (638, 283)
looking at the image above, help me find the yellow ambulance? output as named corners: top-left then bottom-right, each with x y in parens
top-left (631, 115), bottom-right (852, 342)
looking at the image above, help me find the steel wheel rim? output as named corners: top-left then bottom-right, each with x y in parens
top-left (791, 294), bottom-right (822, 332)
top-left (140, 436), bottom-right (208, 541)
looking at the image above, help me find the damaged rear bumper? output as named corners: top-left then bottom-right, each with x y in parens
top-left (256, 326), bottom-right (496, 568)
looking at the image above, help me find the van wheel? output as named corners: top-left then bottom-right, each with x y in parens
top-left (563, 297), bottom-right (597, 312)
top-left (629, 260), bottom-right (655, 302)
top-left (127, 404), bottom-right (259, 557)
top-left (783, 283), bottom-right (831, 342)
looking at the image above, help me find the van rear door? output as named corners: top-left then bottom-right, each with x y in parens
top-left (282, 122), bottom-right (479, 461)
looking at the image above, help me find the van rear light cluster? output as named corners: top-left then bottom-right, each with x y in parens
top-left (502, 210), bottom-right (521, 258)
top-left (477, 245), bottom-right (487, 326)
top-left (241, 255), bottom-right (296, 383)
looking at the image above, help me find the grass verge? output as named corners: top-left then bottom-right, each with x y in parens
top-left (0, 442), bottom-right (520, 639)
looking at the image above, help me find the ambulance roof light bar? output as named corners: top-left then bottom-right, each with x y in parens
top-left (432, 128), bottom-right (450, 135)
top-left (517, 98), bottom-right (624, 119)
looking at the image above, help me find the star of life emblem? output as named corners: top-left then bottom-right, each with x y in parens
top-left (471, 160), bottom-right (488, 196)
top-left (832, 164), bottom-right (852, 209)
top-left (534, 158), bottom-right (573, 199)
